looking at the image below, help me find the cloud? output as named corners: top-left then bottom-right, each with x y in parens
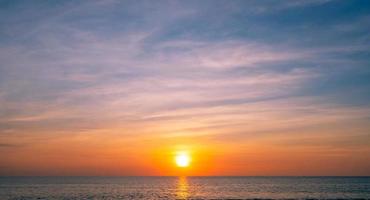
top-left (152, 40), bottom-right (306, 69)
top-left (243, 0), bottom-right (333, 14)
top-left (0, 16), bottom-right (365, 139)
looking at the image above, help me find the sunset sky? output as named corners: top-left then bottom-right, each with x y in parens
top-left (0, 0), bottom-right (369, 176)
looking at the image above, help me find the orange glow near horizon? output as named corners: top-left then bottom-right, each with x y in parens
top-left (1, 130), bottom-right (370, 176)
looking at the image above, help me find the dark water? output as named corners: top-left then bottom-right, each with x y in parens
top-left (0, 176), bottom-right (369, 200)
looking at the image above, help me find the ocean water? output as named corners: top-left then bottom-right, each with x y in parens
top-left (0, 176), bottom-right (369, 200)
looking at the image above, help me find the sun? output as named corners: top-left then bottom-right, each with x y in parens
top-left (175, 152), bottom-right (190, 168)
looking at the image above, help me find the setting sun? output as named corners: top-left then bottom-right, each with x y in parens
top-left (175, 152), bottom-right (191, 168)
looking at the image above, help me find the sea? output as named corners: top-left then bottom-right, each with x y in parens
top-left (0, 176), bottom-right (369, 200)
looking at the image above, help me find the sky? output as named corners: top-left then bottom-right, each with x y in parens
top-left (0, 0), bottom-right (369, 176)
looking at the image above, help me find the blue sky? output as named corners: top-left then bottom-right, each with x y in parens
top-left (0, 0), bottom-right (369, 175)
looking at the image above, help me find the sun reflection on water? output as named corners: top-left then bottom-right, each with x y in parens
top-left (176, 176), bottom-right (189, 199)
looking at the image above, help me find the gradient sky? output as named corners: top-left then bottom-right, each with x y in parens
top-left (0, 0), bottom-right (370, 176)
